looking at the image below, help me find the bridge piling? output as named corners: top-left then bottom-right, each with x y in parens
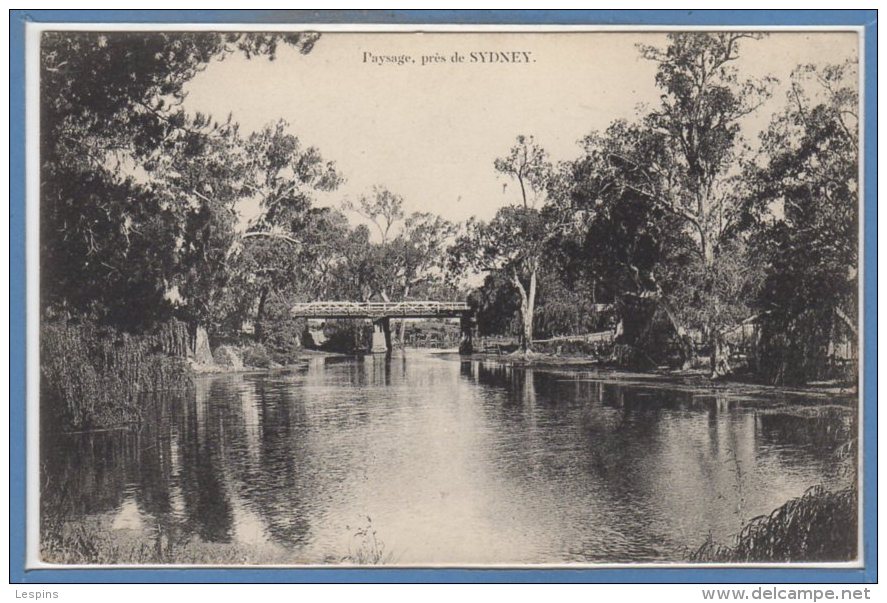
top-left (459, 313), bottom-right (476, 355)
top-left (371, 318), bottom-right (392, 354)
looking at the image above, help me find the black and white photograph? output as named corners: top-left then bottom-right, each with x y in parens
top-left (31, 25), bottom-right (862, 568)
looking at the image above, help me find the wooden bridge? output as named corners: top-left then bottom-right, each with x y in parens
top-left (291, 301), bottom-right (475, 354)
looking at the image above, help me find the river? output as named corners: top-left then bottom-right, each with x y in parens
top-left (41, 351), bottom-right (855, 565)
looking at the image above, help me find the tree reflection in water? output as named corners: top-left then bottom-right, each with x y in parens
top-left (41, 353), bottom-right (855, 564)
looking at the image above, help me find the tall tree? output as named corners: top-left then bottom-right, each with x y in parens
top-left (389, 212), bottom-right (457, 341)
top-left (230, 121), bottom-right (341, 337)
top-left (289, 208), bottom-right (353, 301)
top-left (330, 224), bottom-right (381, 302)
top-left (567, 123), bottom-right (691, 297)
top-left (396, 212), bottom-right (457, 299)
top-left (600, 33), bottom-right (773, 376)
top-left (141, 118), bottom-right (341, 340)
top-left (341, 186), bottom-right (406, 302)
top-left (494, 135), bottom-right (551, 209)
top-left (155, 119), bottom-right (248, 335)
top-left (342, 188), bottom-right (455, 309)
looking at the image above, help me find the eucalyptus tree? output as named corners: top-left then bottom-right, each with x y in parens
top-left (387, 212), bottom-right (457, 341)
top-left (493, 135), bottom-right (551, 210)
top-left (137, 116), bottom-right (341, 344)
top-left (342, 186), bottom-right (406, 244)
top-left (598, 33), bottom-right (773, 376)
top-left (226, 121), bottom-right (341, 337)
top-left (396, 212), bottom-right (457, 300)
top-left (151, 118), bottom-right (252, 335)
top-left (450, 135), bottom-right (571, 353)
top-left (342, 188), bottom-right (456, 307)
top-left (450, 135), bottom-right (566, 352)
top-left (329, 224), bottom-right (381, 302)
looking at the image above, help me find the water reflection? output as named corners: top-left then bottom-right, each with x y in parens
top-left (42, 353), bottom-right (854, 564)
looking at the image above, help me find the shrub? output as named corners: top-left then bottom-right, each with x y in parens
top-left (213, 345), bottom-right (243, 369)
top-left (256, 295), bottom-right (304, 364)
top-left (757, 308), bottom-right (858, 385)
top-left (241, 343), bottom-right (273, 368)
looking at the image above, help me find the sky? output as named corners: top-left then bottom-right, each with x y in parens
top-left (183, 31), bottom-right (858, 228)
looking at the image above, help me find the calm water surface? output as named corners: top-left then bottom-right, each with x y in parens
top-left (43, 351), bottom-right (854, 564)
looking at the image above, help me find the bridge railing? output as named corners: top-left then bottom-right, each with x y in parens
top-left (290, 300), bottom-right (471, 318)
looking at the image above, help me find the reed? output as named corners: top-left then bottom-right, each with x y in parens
top-left (342, 516), bottom-right (394, 565)
top-left (40, 519), bottom-right (296, 565)
top-left (40, 320), bottom-right (193, 429)
top-left (691, 485), bottom-right (857, 562)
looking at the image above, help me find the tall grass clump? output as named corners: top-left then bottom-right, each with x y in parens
top-left (41, 319), bottom-right (193, 430)
top-left (691, 485), bottom-right (857, 562)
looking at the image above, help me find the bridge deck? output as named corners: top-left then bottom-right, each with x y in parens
top-left (290, 301), bottom-right (471, 319)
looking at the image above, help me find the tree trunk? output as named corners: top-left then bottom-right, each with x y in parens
top-left (254, 287), bottom-right (269, 342)
top-left (658, 296), bottom-right (696, 370)
top-left (192, 324), bottom-right (214, 365)
top-left (512, 263), bottom-right (537, 353)
top-left (398, 284), bottom-right (410, 346)
top-left (526, 264), bottom-right (536, 351)
top-left (700, 233), bottom-right (723, 378)
top-left (709, 329), bottom-right (731, 379)
top-left (519, 307), bottom-right (533, 352)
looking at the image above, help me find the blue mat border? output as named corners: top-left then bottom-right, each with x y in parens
top-left (8, 9), bottom-right (877, 584)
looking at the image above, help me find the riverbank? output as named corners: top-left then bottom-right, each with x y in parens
top-left (463, 350), bottom-right (858, 403)
top-left (192, 345), bottom-right (856, 405)
top-left (188, 348), bottom-right (347, 374)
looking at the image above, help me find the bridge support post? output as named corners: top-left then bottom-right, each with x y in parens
top-left (371, 317), bottom-right (392, 354)
top-left (459, 313), bottom-right (476, 355)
